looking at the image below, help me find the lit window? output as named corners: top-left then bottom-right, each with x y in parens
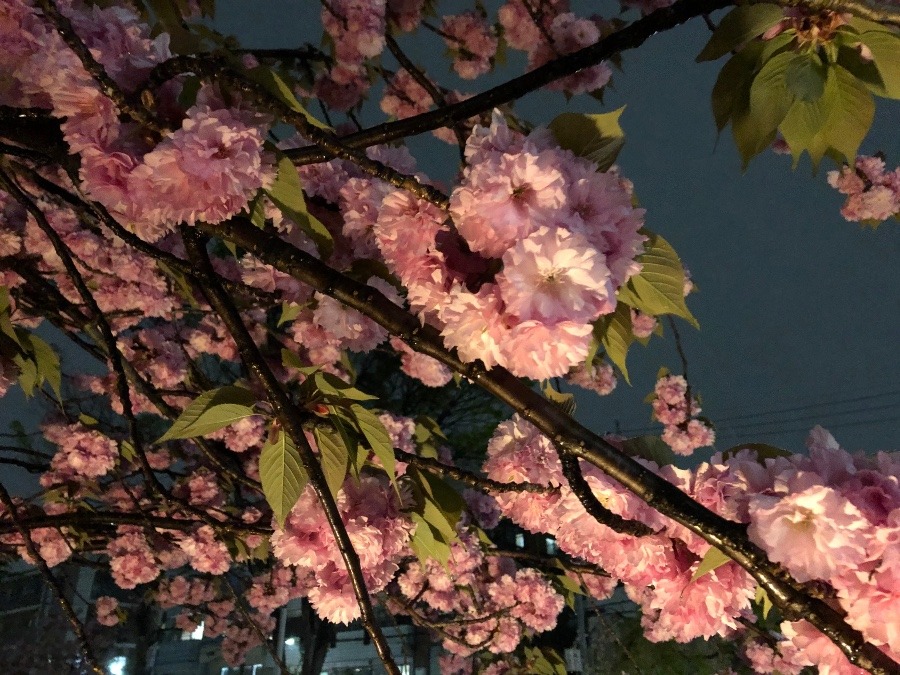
top-left (400, 666), bottom-right (412, 675)
top-left (182, 620), bottom-right (204, 641)
top-left (107, 656), bottom-right (127, 675)
top-left (515, 533), bottom-right (525, 549)
top-left (546, 537), bottom-right (558, 555)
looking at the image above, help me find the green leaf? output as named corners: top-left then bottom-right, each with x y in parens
top-left (0, 287), bottom-right (22, 350)
top-left (858, 31), bottom-right (900, 99)
top-left (622, 233), bottom-right (698, 328)
top-left (260, 429), bottom-right (309, 527)
top-left (780, 64), bottom-right (874, 167)
top-left (156, 386), bottom-right (257, 441)
top-left (278, 302), bottom-right (303, 327)
top-left (595, 303), bottom-right (634, 384)
top-left (13, 355), bottom-right (36, 397)
top-left (422, 496), bottom-right (457, 542)
top-left (313, 425), bottom-right (349, 499)
top-left (784, 53), bottom-right (827, 101)
top-left (349, 404), bottom-right (397, 484)
top-left (696, 4), bottom-right (785, 62)
top-left (120, 439), bottom-right (136, 463)
top-left (754, 585), bottom-right (774, 619)
top-left (620, 435), bottom-right (677, 467)
top-left (25, 334), bottom-right (61, 402)
top-left (747, 51), bottom-right (799, 145)
top-left (327, 407), bottom-right (362, 478)
top-left (248, 193), bottom-right (266, 228)
top-left (711, 47), bottom-right (757, 132)
top-left (836, 45), bottom-right (888, 96)
top-left (691, 546), bottom-right (732, 582)
top-left (409, 513), bottom-right (451, 566)
top-left (418, 470), bottom-right (466, 526)
top-left (542, 383), bottom-right (576, 415)
top-left (265, 155), bottom-right (334, 257)
top-left (245, 67), bottom-right (331, 129)
top-left (11, 332), bottom-right (61, 401)
top-left (548, 107), bottom-right (626, 171)
top-left (313, 371), bottom-right (377, 401)
top-left (846, 16), bottom-right (898, 35)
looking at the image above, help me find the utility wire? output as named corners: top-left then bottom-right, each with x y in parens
top-left (615, 390), bottom-right (900, 436)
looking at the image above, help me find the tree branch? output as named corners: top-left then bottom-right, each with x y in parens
top-left (181, 228), bottom-right (402, 675)
top-left (0, 483), bottom-right (104, 675)
top-left (202, 217), bottom-right (899, 675)
top-left (286, 0), bottom-right (736, 164)
top-left (32, 0), bottom-right (166, 134)
top-left (394, 449), bottom-right (553, 494)
top-left (558, 453), bottom-right (654, 537)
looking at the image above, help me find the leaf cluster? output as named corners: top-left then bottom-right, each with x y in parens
top-left (701, 4), bottom-right (900, 169)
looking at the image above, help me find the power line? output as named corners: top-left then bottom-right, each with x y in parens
top-left (715, 413), bottom-right (900, 440)
top-left (615, 390), bottom-right (900, 436)
top-left (716, 400), bottom-right (900, 433)
top-left (711, 389), bottom-right (900, 424)
top-left (697, 386), bottom-right (900, 420)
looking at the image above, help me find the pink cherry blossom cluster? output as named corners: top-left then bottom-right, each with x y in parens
top-left (107, 526), bottom-right (161, 589)
top-left (483, 416), bottom-right (900, 672)
top-left (440, 12), bottom-right (499, 80)
top-left (379, 70), bottom-right (471, 144)
top-left (371, 113), bottom-right (645, 380)
top-left (315, 0), bottom-right (387, 112)
top-left (828, 155), bottom-right (900, 224)
top-left (395, 528), bottom-right (563, 656)
top-left (566, 360), bottom-right (618, 396)
top-left (0, 520), bottom-right (72, 568)
top-left (271, 473), bottom-right (414, 624)
top-left (498, 0), bottom-right (612, 95)
top-left (484, 415), bottom-right (757, 643)
top-left (650, 374), bottom-right (716, 455)
top-left (94, 596), bottom-right (120, 627)
top-left (156, 568), bottom-right (309, 666)
top-left (1, 0), bottom-right (274, 243)
top-left (313, 0), bottom-right (426, 112)
top-left (42, 421), bottom-right (119, 479)
top-left (18, 199), bottom-right (176, 332)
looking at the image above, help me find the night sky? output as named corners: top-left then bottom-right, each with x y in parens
top-left (211, 0), bottom-right (899, 454)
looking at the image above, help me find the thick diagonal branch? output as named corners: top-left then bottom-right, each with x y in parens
top-left (202, 217), bottom-right (898, 675)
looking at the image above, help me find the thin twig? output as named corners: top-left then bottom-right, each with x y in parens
top-left (226, 578), bottom-right (292, 675)
top-left (384, 34), bottom-right (467, 158)
top-left (182, 228), bottom-right (402, 675)
top-left (0, 483), bottom-right (104, 675)
top-left (33, 0), bottom-right (166, 134)
top-left (395, 449), bottom-right (553, 494)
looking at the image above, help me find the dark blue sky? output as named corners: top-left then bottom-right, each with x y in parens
top-left (4, 1), bottom-right (895, 465)
top-left (210, 0), bottom-right (898, 454)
